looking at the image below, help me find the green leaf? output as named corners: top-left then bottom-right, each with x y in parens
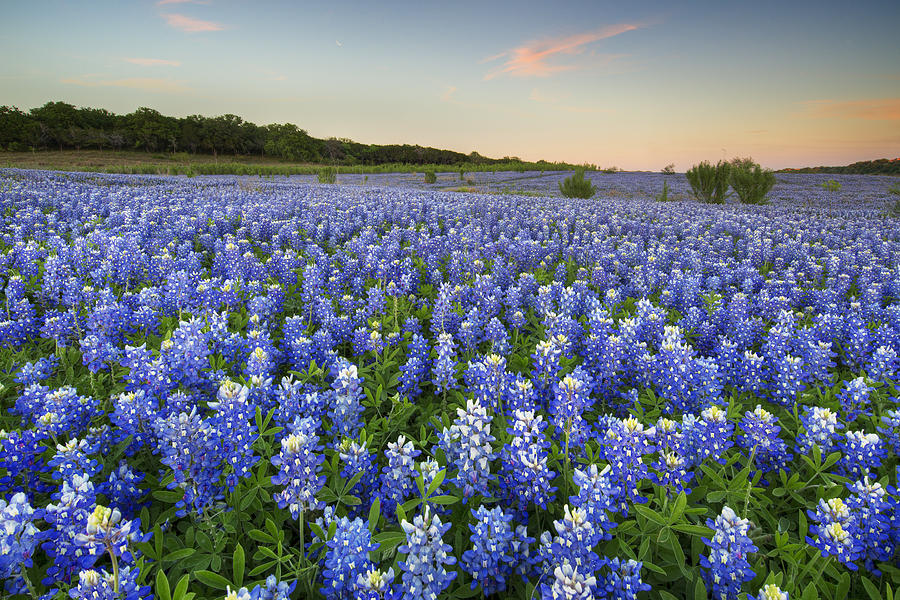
top-left (163, 548), bottom-right (196, 562)
top-left (233, 543), bottom-right (245, 588)
top-left (427, 495), bottom-right (459, 506)
top-left (194, 570), bottom-right (232, 590)
top-left (801, 582), bottom-right (818, 600)
top-left (247, 529), bottom-right (273, 544)
top-left (156, 570), bottom-right (171, 600)
top-left (426, 469), bottom-right (446, 497)
top-left (862, 577), bottom-right (884, 600)
top-left (173, 575), bottom-right (191, 600)
top-left (693, 576), bottom-right (707, 600)
top-left (368, 498), bottom-right (381, 533)
top-left (396, 503), bottom-right (407, 524)
top-left (633, 504), bottom-right (667, 527)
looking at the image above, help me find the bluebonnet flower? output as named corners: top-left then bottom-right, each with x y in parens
top-left (755, 584), bottom-right (789, 600)
top-left (806, 496), bottom-right (860, 569)
top-left (256, 575), bottom-right (297, 600)
top-left (505, 375), bottom-right (538, 413)
top-left (838, 377), bottom-right (874, 422)
top-left (650, 450), bottom-right (695, 496)
top-left (49, 438), bottom-right (102, 481)
top-left (868, 345), bottom-right (898, 384)
top-left (601, 558), bottom-right (651, 600)
top-left (0, 428), bottom-right (51, 496)
top-left (432, 333), bottom-right (458, 394)
top-left (500, 409), bottom-right (556, 513)
top-left (330, 360), bottom-right (365, 441)
top-left (110, 390), bottom-right (159, 454)
top-left (271, 417), bottom-right (326, 518)
top-left (439, 398), bottom-right (496, 501)
top-left (737, 405), bottom-right (792, 481)
top-left (338, 439), bottom-right (378, 516)
top-left (398, 507), bottom-right (457, 600)
top-left (379, 435), bottom-right (421, 518)
top-left (75, 504), bottom-right (149, 565)
top-left (570, 464), bottom-right (620, 537)
top-left (42, 474), bottom-right (98, 585)
top-left (878, 410), bottom-right (900, 455)
top-left (600, 416), bottom-right (654, 505)
top-left (321, 516), bottom-right (377, 599)
top-left (837, 431), bottom-right (886, 479)
top-left (541, 562), bottom-right (596, 600)
top-left (0, 492), bottom-right (41, 595)
top-left (356, 567), bottom-right (398, 600)
top-left (465, 354), bottom-right (509, 413)
top-left (14, 355), bottom-right (59, 385)
top-left (846, 477), bottom-right (896, 574)
top-left (699, 506), bottom-right (758, 600)
top-left (99, 460), bottom-right (146, 518)
top-left (796, 406), bottom-right (842, 456)
top-left (69, 566), bottom-right (151, 600)
top-left (551, 369), bottom-right (592, 452)
top-left (399, 334), bottom-right (429, 400)
top-left (540, 505), bottom-right (604, 577)
top-left (461, 505), bottom-right (533, 595)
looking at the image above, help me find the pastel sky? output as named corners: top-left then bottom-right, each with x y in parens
top-left (1, 0), bottom-right (899, 170)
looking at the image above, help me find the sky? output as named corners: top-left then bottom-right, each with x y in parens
top-left (1, 0), bottom-right (899, 170)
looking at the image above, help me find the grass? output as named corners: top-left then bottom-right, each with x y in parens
top-left (0, 150), bottom-right (580, 177)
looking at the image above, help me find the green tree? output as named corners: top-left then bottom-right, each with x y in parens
top-left (559, 170), bottom-right (597, 198)
top-left (685, 160), bottom-right (730, 203)
top-left (730, 160), bottom-right (775, 204)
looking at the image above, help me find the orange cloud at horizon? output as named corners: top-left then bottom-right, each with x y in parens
top-left (483, 23), bottom-right (640, 79)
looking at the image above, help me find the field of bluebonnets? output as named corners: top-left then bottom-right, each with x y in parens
top-left (1, 167), bottom-right (899, 600)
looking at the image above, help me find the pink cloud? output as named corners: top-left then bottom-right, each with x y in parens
top-left (125, 57), bottom-right (181, 67)
top-left (802, 98), bottom-right (900, 121)
top-left (162, 13), bottom-right (225, 32)
top-left (483, 23), bottom-right (641, 79)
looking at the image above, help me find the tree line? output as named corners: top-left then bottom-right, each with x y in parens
top-left (0, 101), bottom-right (575, 168)
top-left (778, 158), bottom-right (900, 175)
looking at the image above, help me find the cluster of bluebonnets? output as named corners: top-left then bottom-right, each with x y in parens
top-left (0, 167), bottom-right (899, 599)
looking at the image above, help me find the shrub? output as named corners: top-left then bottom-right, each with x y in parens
top-left (820, 179), bottom-right (841, 192)
top-left (655, 180), bottom-right (671, 202)
top-left (459, 168), bottom-right (465, 180)
top-left (318, 167), bottom-right (336, 184)
top-left (730, 161), bottom-right (775, 205)
top-left (662, 163), bottom-right (675, 175)
top-left (685, 160), bottom-right (730, 203)
top-left (424, 170), bottom-right (437, 184)
top-left (558, 170), bottom-right (597, 198)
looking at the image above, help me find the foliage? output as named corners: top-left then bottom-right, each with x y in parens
top-left (779, 157), bottom-right (900, 175)
top-left (558, 169), bottom-right (597, 198)
top-left (662, 163), bottom-right (675, 175)
top-left (0, 101), bottom-right (588, 171)
top-left (317, 167), bottom-right (336, 184)
top-left (655, 179), bottom-right (671, 202)
top-left (820, 179), bottom-right (842, 192)
top-left (685, 160), bottom-right (731, 203)
top-left (424, 170), bottom-right (436, 184)
top-left (730, 159), bottom-right (776, 204)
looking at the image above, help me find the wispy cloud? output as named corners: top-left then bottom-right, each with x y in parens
top-left (335, 40), bottom-right (343, 47)
top-left (124, 57), bottom-right (181, 67)
top-left (62, 76), bottom-right (189, 93)
top-left (440, 85), bottom-right (457, 102)
top-left (483, 23), bottom-right (641, 79)
top-left (162, 13), bottom-right (225, 32)
top-left (801, 98), bottom-right (900, 121)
